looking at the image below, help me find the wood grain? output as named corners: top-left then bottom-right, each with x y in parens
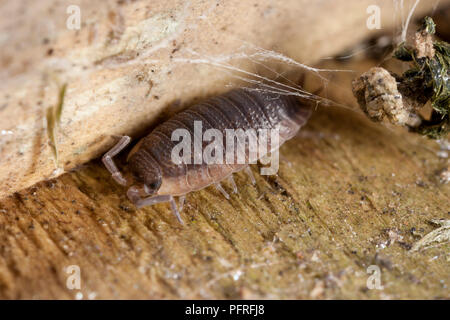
top-left (0, 0), bottom-right (443, 198)
top-left (1, 83), bottom-right (448, 298)
top-left (0, 1), bottom-right (449, 300)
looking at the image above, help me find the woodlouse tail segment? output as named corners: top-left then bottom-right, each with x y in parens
top-left (102, 135), bottom-right (131, 186)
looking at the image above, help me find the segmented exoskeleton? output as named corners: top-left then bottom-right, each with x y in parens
top-left (103, 87), bottom-right (313, 223)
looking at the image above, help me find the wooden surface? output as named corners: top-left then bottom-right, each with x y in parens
top-left (0, 1), bottom-right (449, 300)
top-left (0, 63), bottom-right (448, 299)
top-left (0, 0), bottom-right (442, 199)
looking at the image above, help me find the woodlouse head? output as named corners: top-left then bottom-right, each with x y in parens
top-left (127, 151), bottom-right (163, 198)
top-left (143, 177), bottom-right (162, 194)
top-left (126, 176), bottom-right (162, 205)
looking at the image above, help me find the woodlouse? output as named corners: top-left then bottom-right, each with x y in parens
top-left (103, 86), bottom-right (313, 223)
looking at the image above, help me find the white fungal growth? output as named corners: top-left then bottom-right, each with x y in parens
top-left (352, 67), bottom-right (422, 127)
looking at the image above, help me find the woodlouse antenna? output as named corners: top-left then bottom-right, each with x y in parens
top-left (127, 186), bottom-right (184, 224)
top-left (102, 136), bottom-right (131, 186)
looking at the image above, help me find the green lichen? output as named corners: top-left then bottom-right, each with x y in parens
top-left (393, 17), bottom-right (449, 139)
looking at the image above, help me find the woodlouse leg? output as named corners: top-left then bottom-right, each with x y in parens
top-left (228, 175), bottom-right (238, 193)
top-left (132, 193), bottom-right (184, 224)
top-left (102, 136), bottom-right (131, 186)
top-left (134, 194), bottom-right (171, 208)
top-left (245, 166), bottom-right (256, 185)
top-left (215, 183), bottom-right (230, 199)
top-left (178, 195), bottom-right (186, 212)
top-left (169, 196), bottom-right (184, 224)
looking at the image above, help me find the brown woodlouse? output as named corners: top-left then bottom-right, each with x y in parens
top-left (103, 87), bottom-right (313, 223)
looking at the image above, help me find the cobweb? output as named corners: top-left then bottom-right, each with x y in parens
top-left (96, 0), bottom-right (437, 120)
top-left (164, 0), bottom-right (447, 170)
top-left (167, 0), bottom-right (438, 120)
top-left (47, 0), bottom-right (443, 176)
top-left (173, 45), bottom-right (356, 113)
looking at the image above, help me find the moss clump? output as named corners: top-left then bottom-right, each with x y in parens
top-left (393, 17), bottom-right (449, 139)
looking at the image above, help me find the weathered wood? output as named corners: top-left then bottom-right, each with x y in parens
top-left (0, 0), bottom-right (442, 198)
top-left (0, 58), bottom-right (448, 298)
top-left (0, 1), bottom-right (448, 300)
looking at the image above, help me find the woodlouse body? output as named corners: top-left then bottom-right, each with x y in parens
top-left (103, 88), bottom-right (312, 223)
